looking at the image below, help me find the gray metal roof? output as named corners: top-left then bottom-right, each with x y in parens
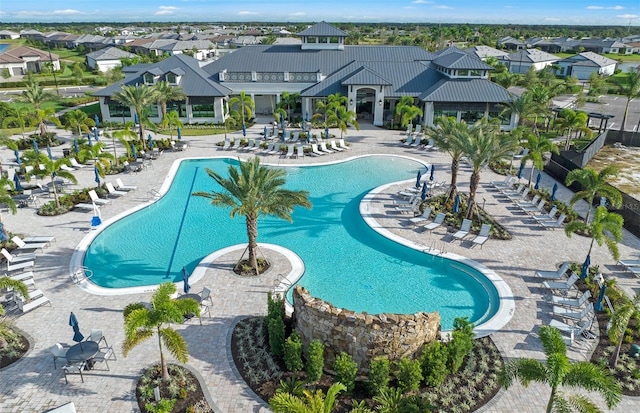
top-left (341, 66), bottom-right (392, 86)
top-left (297, 22), bottom-right (348, 38)
top-left (419, 78), bottom-right (512, 103)
top-left (558, 52), bottom-right (617, 67)
top-left (94, 54), bottom-right (231, 98)
top-left (86, 47), bottom-right (137, 60)
top-left (463, 45), bottom-right (509, 59)
top-left (506, 49), bottom-right (559, 63)
top-left (432, 52), bottom-right (493, 70)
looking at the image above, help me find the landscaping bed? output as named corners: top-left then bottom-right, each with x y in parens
top-left (0, 322), bottom-right (29, 369)
top-left (136, 364), bottom-right (212, 413)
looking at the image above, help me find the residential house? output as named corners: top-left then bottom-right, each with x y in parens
top-left (497, 36), bottom-right (526, 51)
top-left (0, 46), bottom-right (59, 76)
top-left (19, 29), bottom-right (43, 40)
top-left (463, 45), bottom-right (509, 61)
top-left (503, 49), bottom-right (560, 74)
top-left (86, 47), bottom-right (138, 72)
top-left (556, 51), bottom-right (618, 79)
top-left (0, 30), bottom-right (20, 40)
top-left (155, 40), bottom-right (216, 60)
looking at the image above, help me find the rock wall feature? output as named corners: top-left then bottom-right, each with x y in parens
top-left (292, 286), bottom-right (441, 371)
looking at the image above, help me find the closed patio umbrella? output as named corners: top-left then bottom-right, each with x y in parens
top-left (94, 127), bottom-right (99, 141)
top-left (580, 254), bottom-right (591, 279)
top-left (94, 166), bottom-right (101, 185)
top-left (147, 134), bottom-right (154, 149)
top-left (14, 149), bottom-right (21, 165)
top-left (69, 312), bottom-right (84, 348)
top-left (325, 126), bottom-right (329, 140)
top-left (518, 161), bottom-right (525, 179)
top-left (13, 173), bottom-right (23, 192)
top-left (415, 170), bottom-right (422, 188)
top-left (550, 183), bottom-right (558, 201)
top-left (263, 126), bottom-right (268, 139)
top-left (421, 182), bottom-right (428, 200)
top-left (534, 172), bottom-right (541, 190)
top-left (46, 145), bottom-right (53, 160)
top-left (131, 143), bottom-right (137, 159)
top-left (594, 284), bottom-right (607, 312)
top-left (182, 266), bottom-right (191, 294)
top-left (177, 127), bottom-right (182, 140)
top-left (94, 114), bottom-right (100, 127)
top-left (453, 193), bottom-right (461, 213)
top-left (134, 113), bottom-right (139, 125)
top-left (242, 123), bottom-right (246, 137)
top-left (280, 115), bottom-right (285, 130)
top-left (32, 139), bottom-right (39, 153)
top-left (73, 138), bottom-right (79, 154)
top-left (429, 164), bottom-right (435, 181)
top-left (87, 133), bottom-right (93, 147)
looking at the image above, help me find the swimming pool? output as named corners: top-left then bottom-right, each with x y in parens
top-left (81, 156), bottom-right (502, 330)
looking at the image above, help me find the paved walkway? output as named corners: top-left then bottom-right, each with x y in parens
top-left (1, 121), bottom-right (639, 412)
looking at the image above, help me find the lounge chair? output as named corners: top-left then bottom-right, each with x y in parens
top-left (310, 144), bottom-right (325, 156)
top-left (319, 142), bottom-right (334, 154)
top-left (411, 135), bottom-right (422, 147)
top-left (405, 124), bottom-right (412, 135)
top-left (261, 142), bottom-right (275, 155)
top-left (414, 124), bottom-right (422, 135)
top-left (22, 235), bottom-right (55, 244)
top-left (291, 132), bottom-right (300, 143)
top-left (43, 402), bottom-right (76, 413)
top-left (553, 302), bottom-right (594, 322)
top-left (491, 176), bottom-right (516, 188)
top-left (507, 187), bottom-right (530, 202)
top-left (11, 236), bottom-right (48, 252)
top-left (548, 316), bottom-right (593, 344)
top-left (403, 134), bottom-right (415, 146)
top-left (74, 202), bottom-right (99, 211)
top-left (394, 195), bottom-right (417, 206)
top-left (338, 139), bottom-right (350, 150)
top-left (535, 262), bottom-right (571, 279)
top-left (243, 139), bottom-right (255, 151)
top-left (295, 144), bottom-right (304, 159)
top-left (617, 259), bottom-right (640, 270)
top-left (471, 224), bottom-right (492, 248)
top-left (115, 178), bottom-right (137, 191)
top-left (423, 212), bottom-right (445, 232)
top-left (543, 272), bottom-right (579, 292)
top-left (513, 148), bottom-right (529, 160)
top-left (532, 206), bottom-right (558, 223)
top-left (330, 140), bottom-right (344, 152)
top-left (421, 139), bottom-right (435, 150)
top-left (10, 270), bottom-right (34, 283)
top-left (500, 183), bottom-right (525, 196)
top-left (540, 213), bottom-right (566, 229)
top-left (268, 144), bottom-right (281, 156)
top-left (105, 182), bottom-right (127, 197)
top-left (409, 206), bottom-right (432, 225)
top-left (2, 248), bottom-right (37, 263)
top-left (452, 219), bottom-right (472, 242)
top-left (69, 158), bottom-right (88, 169)
top-left (395, 198), bottom-right (419, 214)
top-left (7, 259), bottom-right (35, 273)
top-left (547, 290), bottom-right (592, 308)
top-left (283, 144), bottom-right (294, 158)
top-left (88, 190), bottom-right (110, 206)
top-left (521, 198), bottom-right (546, 214)
top-left (60, 164), bottom-right (75, 172)
top-left (249, 140), bottom-right (261, 151)
top-left (16, 292), bottom-right (51, 313)
top-left (516, 194), bottom-right (540, 209)
top-left (220, 138), bottom-right (231, 150)
top-left (229, 139), bottom-right (240, 150)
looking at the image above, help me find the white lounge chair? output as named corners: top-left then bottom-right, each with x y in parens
top-left (229, 139), bottom-right (240, 150)
top-left (414, 124), bottom-right (422, 134)
top-left (540, 213), bottom-right (566, 229)
top-left (2, 248), bottom-right (37, 263)
top-left (507, 187), bottom-right (530, 202)
top-left (220, 138), bottom-right (231, 150)
top-left (115, 178), bottom-right (137, 191)
top-left (411, 135), bottom-right (422, 147)
top-left (11, 236), bottom-right (48, 252)
top-left (262, 142), bottom-right (275, 155)
top-left (330, 140), bottom-right (344, 152)
top-left (543, 272), bottom-right (579, 291)
top-left (394, 195), bottom-right (417, 206)
top-left (553, 302), bottom-right (594, 322)
top-left (243, 139), bottom-right (255, 151)
top-left (403, 134), bottom-right (415, 146)
top-left (7, 259), bottom-right (35, 273)
top-left (548, 316), bottom-right (593, 345)
top-left (22, 235), bottom-right (55, 244)
top-left (105, 182), bottom-right (127, 197)
top-left (547, 290), bottom-right (592, 308)
top-left (338, 139), bottom-right (349, 150)
top-left (268, 144), bottom-right (281, 155)
top-left (69, 158), bottom-right (88, 169)
top-left (516, 194), bottom-right (540, 209)
top-left (295, 144), bottom-right (304, 159)
top-left (74, 202), bottom-right (99, 211)
top-left (395, 198), bottom-right (419, 214)
top-left (319, 142), bottom-right (334, 154)
top-left (16, 293), bottom-right (51, 313)
top-left (500, 183), bottom-right (525, 196)
top-left (535, 262), bottom-right (571, 279)
top-left (617, 260), bottom-right (640, 270)
top-left (283, 144), bottom-right (294, 158)
top-left (471, 224), bottom-right (492, 248)
top-left (249, 140), bottom-right (261, 151)
top-left (409, 206), bottom-right (432, 225)
top-left (422, 138), bottom-right (435, 150)
top-left (423, 212), bottom-right (446, 232)
top-left (491, 176), bottom-right (515, 188)
top-left (43, 402), bottom-right (76, 413)
top-left (310, 144), bottom-right (325, 156)
top-left (521, 198), bottom-right (546, 214)
top-left (532, 206), bottom-right (558, 223)
top-left (452, 219), bottom-right (472, 241)
top-left (88, 190), bottom-right (110, 206)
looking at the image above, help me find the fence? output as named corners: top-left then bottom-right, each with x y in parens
top-left (558, 130), bottom-right (608, 168)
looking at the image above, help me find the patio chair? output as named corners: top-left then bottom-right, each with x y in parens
top-left (491, 175), bottom-right (515, 189)
top-left (423, 212), bottom-right (446, 232)
top-left (220, 138), bottom-right (231, 150)
top-left (543, 272), bottom-right (579, 292)
top-left (2, 248), bottom-right (37, 263)
top-left (553, 302), bottom-right (594, 322)
top-left (535, 262), bottom-right (571, 279)
top-left (87, 329), bottom-right (109, 348)
top-left (330, 140), bottom-right (344, 152)
top-left (319, 142), bottom-right (334, 154)
top-left (243, 139), bottom-right (255, 151)
top-left (403, 133), bottom-right (414, 146)
top-left (395, 197), bottom-right (419, 214)
top-left (115, 178), bottom-right (137, 191)
top-left (521, 198), bottom-right (546, 214)
top-left (16, 293), bottom-right (50, 313)
top-left (283, 144), bottom-right (294, 158)
top-left (532, 206), bottom-right (558, 223)
top-left (50, 343), bottom-right (68, 369)
top-left (105, 183), bottom-right (127, 198)
top-left (295, 144), bottom-right (304, 159)
top-left (409, 207), bottom-right (432, 225)
top-left (92, 346), bottom-right (116, 371)
top-left (200, 287), bottom-right (213, 306)
top-left (548, 316), bottom-right (593, 345)
top-left (69, 158), bottom-right (88, 169)
top-left (63, 361), bottom-right (86, 384)
top-left (42, 402), bottom-right (77, 413)
top-left (411, 135), bottom-right (422, 147)
top-left (452, 219), bottom-right (472, 242)
top-left (11, 236), bottom-right (48, 252)
top-left (338, 139), bottom-right (350, 150)
top-left (23, 235), bottom-right (55, 244)
top-left (6, 258), bottom-right (35, 273)
top-left (310, 144), bottom-right (325, 156)
top-left (229, 139), bottom-right (241, 150)
top-left (499, 183), bottom-right (525, 196)
top-left (88, 190), bottom-right (110, 207)
top-left (394, 195), bottom-right (418, 206)
top-left (249, 140), bottom-right (261, 151)
top-left (422, 139), bottom-right (435, 150)
top-left (540, 213), bottom-right (566, 229)
top-left (516, 194), bottom-right (540, 209)
top-left (268, 144), bottom-right (281, 156)
top-left (414, 124), bottom-right (422, 135)
top-left (547, 290), bottom-right (592, 308)
top-left (617, 259), bottom-right (640, 271)
top-left (507, 187), bottom-right (530, 202)
top-left (471, 224), bottom-right (492, 248)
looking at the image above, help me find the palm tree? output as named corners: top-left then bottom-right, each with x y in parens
top-left (327, 106), bottom-right (360, 139)
top-left (192, 157), bottom-right (311, 273)
top-left (501, 326), bottom-right (621, 413)
top-left (77, 141), bottom-right (115, 181)
top-left (427, 116), bottom-right (468, 201)
top-left (499, 93), bottom-right (537, 127)
top-left (18, 80), bottom-right (55, 111)
top-left (565, 206), bottom-right (624, 262)
top-left (608, 291), bottom-right (640, 368)
top-left (2, 105), bottom-right (32, 138)
top-left (63, 109), bottom-right (95, 137)
top-left (526, 84), bottom-right (554, 132)
top-left (24, 154), bottom-right (78, 208)
top-left (112, 84), bottom-right (159, 148)
top-left (33, 108), bottom-right (61, 139)
top-left (565, 166), bottom-right (622, 224)
top-left (269, 382), bottom-right (346, 413)
top-left (122, 282), bottom-right (199, 381)
top-left (153, 80), bottom-right (186, 120)
top-left (0, 175), bottom-right (18, 231)
top-left (554, 108), bottom-right (591, 150)
top-left (520, 131), bottom-right (559, 187)
top-left (229, 91), bottom-right (255, 131)
top-left (162, 110), bottom-right (183, 140)
top-left (0, 277), bottom-right (29, 316)
top-left (279, 91), bottom-right (300, 122)
top-left (398, 105), bottom-right (423, 130)
top-left (111, 122), bottom-right (138, 163)
top-left (460, 120), bottom-right (519, 218)
top-left (394, 96), bottom-right (415, 129)
top-left (613, 67), bottom-right (640, 134)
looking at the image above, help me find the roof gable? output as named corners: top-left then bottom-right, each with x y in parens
top-left (341, 66), bottom-right (392, 86)
top-left (433, 52), bottom-right (493, 70)
top-left (298, 22), bottom-right (348, 38)
top-left (419, 78), bottom-right (512, 102)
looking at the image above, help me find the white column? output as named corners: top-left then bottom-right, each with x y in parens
top-left (424, 102), bottom-right (434, 127)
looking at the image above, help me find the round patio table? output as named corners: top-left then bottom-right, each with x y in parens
top-left (65, 341), bottom-right (99, 367)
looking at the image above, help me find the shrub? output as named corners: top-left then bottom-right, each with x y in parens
top-left (334, 352), bottom-right (358, 392)
top-left (267, 315), bottom-right (285, 357)
top-left (367, 356), bottom-right (390, 396)
top-left (396, 357), bottom-right (422, 393)
top-left (420, 340), bottom-right (449, 386)
top-left (447, 317), bottom-right (475, 373)
top-left (145, 399), bottom-right (176, 413)
top-left (305, 339), bottom-right (324, 382)
top-left (283, 331), bottom-right (303, 371)
top-left (276, 375), bottom-right (305, 397)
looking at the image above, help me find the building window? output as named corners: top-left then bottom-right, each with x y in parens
top-left (166, 101), bottom-right (187, 117)
top-left (488, 111), bottom-right (510, 125)
top-left (470, 69), bottom-right (482, 77)
top-left (433, 109), bottom-right (457, 120)
top-left (108, 102), bottom-right (131, 118)
top-left (143, 73), bottom-right (154, 84)
top-left (461, 110), bottom-right (484, 124)
top-left (192, 103), bottom-right (214, 118)
top-left (457, 69), bottom-right (469, 77)
top-left (166, 73), bottom-right (177, 84)
top-left (144, 104), bottom-right (159, 118)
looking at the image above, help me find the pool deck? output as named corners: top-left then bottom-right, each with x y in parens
top-left (1, 121), bottom-right (639, 412)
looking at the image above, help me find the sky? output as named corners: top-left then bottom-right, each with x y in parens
top-left (0, 1), bottom-right (639, 26)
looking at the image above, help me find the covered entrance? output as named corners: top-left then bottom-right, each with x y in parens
top-left (355, 88), bottom-right (375, 121)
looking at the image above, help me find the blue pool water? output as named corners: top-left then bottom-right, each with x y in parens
top-left (83, 156), bottom-right (499, 329)
top-left (0, 44), bottom-right (9, 54)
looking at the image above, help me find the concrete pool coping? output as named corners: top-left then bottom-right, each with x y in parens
top-left (71, 154), bottom-right (514, 336)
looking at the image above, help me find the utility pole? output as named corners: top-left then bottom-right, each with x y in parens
top-left (48, 44), bottom-right (59, 96)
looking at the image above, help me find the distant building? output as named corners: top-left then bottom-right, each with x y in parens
top-left (503, 49), bottom-right (560, 74)
top-left (463, 45), bottom-right (509, 61)
top-left (0, 46), bottom-right (60, 76)
top-left (0, 30), bottom-right (20, 40)
top-left (85, 47), bottom-right (138, 72)
top-left (497, 36), bottom-right (526, 51)
top-left (556, 52), bottom-right (618, 79)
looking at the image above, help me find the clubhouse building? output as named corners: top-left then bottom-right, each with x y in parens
top-left (95, 22), bottom-right (516, 129)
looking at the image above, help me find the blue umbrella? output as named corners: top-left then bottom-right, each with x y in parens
top-left (32, 139), bottom-right (39, 153)
top-left (147, 134), bottom-right (154, 149)
top-left (94, 114), bottom-right (100, 127)
top-left (91, 203), bottom-right (102, 227)
top-left (280, 115), bottom-right (285, 130)
top-left (177, 127), bottom-right (182, 140)
top-left (94, 127), bottom-right (99, 141)
top-left (69, 312), bottom-right (84, 345)
top-left (534, 172), bottom-right (541, 190)
top-left (14, 149), bottom-right (20, 164)
top-left (580, 254), bottom-right (591, 279)
top-left (550, 183), bottom-right (558, 201)
top-left (263, 126), bottom-right (268, 139)
top-left (305, 111), bottom-right (309, 122)
top-left (134, 113), bottom-right (139, 125)
top-left (0, 222), bottom-right (7, 242)
top-left (87, 133), bottom-right (93, 147)
top-left (594, 284), bottom-right (607, 312)
top-left (415, 170), bottom-right (422, 188)
top-left (13, 173), bottom-right (23, 192)
top-left (73, 138), bottom-right (79, 154)
top-left (421, 182), bottom-right (428, 200)
top-left (429, 164), bottom-right (435, 181)
top-left (131, 143), bottom-right (137, 159)
top-left (182, 266), bottom-right (191, 294)
top-left (518, 161), bottom-right (525, 179)
top-left (46, 145), bottom-right (53, 160)
top-left (453, 193), bottom-right (461, 213)
top-left (242, 123), bottom-right (246, 137)
top-left (94, 165), bottom-right (100, 185)
top-left (325, 126), bottom-right (329, 140)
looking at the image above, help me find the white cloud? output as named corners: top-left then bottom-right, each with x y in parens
top-left (617, 13), bottom-right (639, 19)
top-left (412, 0), bottom-right (433, 4)
top-left (155, 6), bottom-right (179, 15)
top-left (238, 11), bottom-right (258, 15)
top-left (505, 6), bottom-right (513, 8)
top-left (586, 5), bottom-right (624, 10)
top-left (434, 5), bottom-right (451, 9)
top-left (288, 12), bottom-right (306, 17)
top-left (544, 17), bottom-right (561, 21)
top-left (52, 9), bottom-right (83, 15)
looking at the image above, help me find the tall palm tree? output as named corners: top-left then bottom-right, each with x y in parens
top-left (565, 166), bottom-right (622, 224)
top-left (153, 80), bottom-right (186, 120)
top-left (526, 84), bottom-right (554, 132)
top-left (394, 96), bottom-right (416, 128)
top-left (427, 116), bottom-right (468, 202)
top-left (24, 153), bottom-right (78, 208)
top-left (18, 80), bottom-right (55, 111)
top-left (77, 141), bottom-right (115, 181)
top-left (63, 109), bottom-right (95, 137)
top-left (2, 105), bottom-right (32, 138)
top-left (112, 122), bottom-right (138, 164)
top-left (279, 91), bottom-right (300, 122)
top-left (327, 106), bottom-right (359, 139)
top-left (122, 282), bottom-right (199, 381)
top-left (398, 105), bottom-right (423, 130)
top-left (499, 93), bottom-right (537, 127)
top-left (112, 84), bottom-right (159, 148)
top-left (460, 120), bottom-right (519, 218)
top-left (192, 157), bottom-right (311, 273)
top-left (500, 325), bottom-right (621, 413)
top-left (565, 206), bottom-right (624, 262)
top-left (162, 110), bottom-right (183, 140)
top-left (0, 277), bottom-right (29, 316)
top-left (269, 382), bottom-right (346, 413)
top-left (613, 67), bottom-right (640, 134)
top-left (520, 131), bottom-right (559, 186)
top-left (312, 93), bottom-right (347, 129)
top-left (0, 175), bottom-right (18, 229)
top-left (554, 108), bottom-right (591, 150)
top-left (33, 108), bottom-right (61, 138)
top-left (608, 291), bottom-right (640, 368)
top-left (229, 91), bottom-right (255, 131)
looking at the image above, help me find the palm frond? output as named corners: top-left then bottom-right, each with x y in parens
top-left (159, 328), bottom-right (189, 363)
